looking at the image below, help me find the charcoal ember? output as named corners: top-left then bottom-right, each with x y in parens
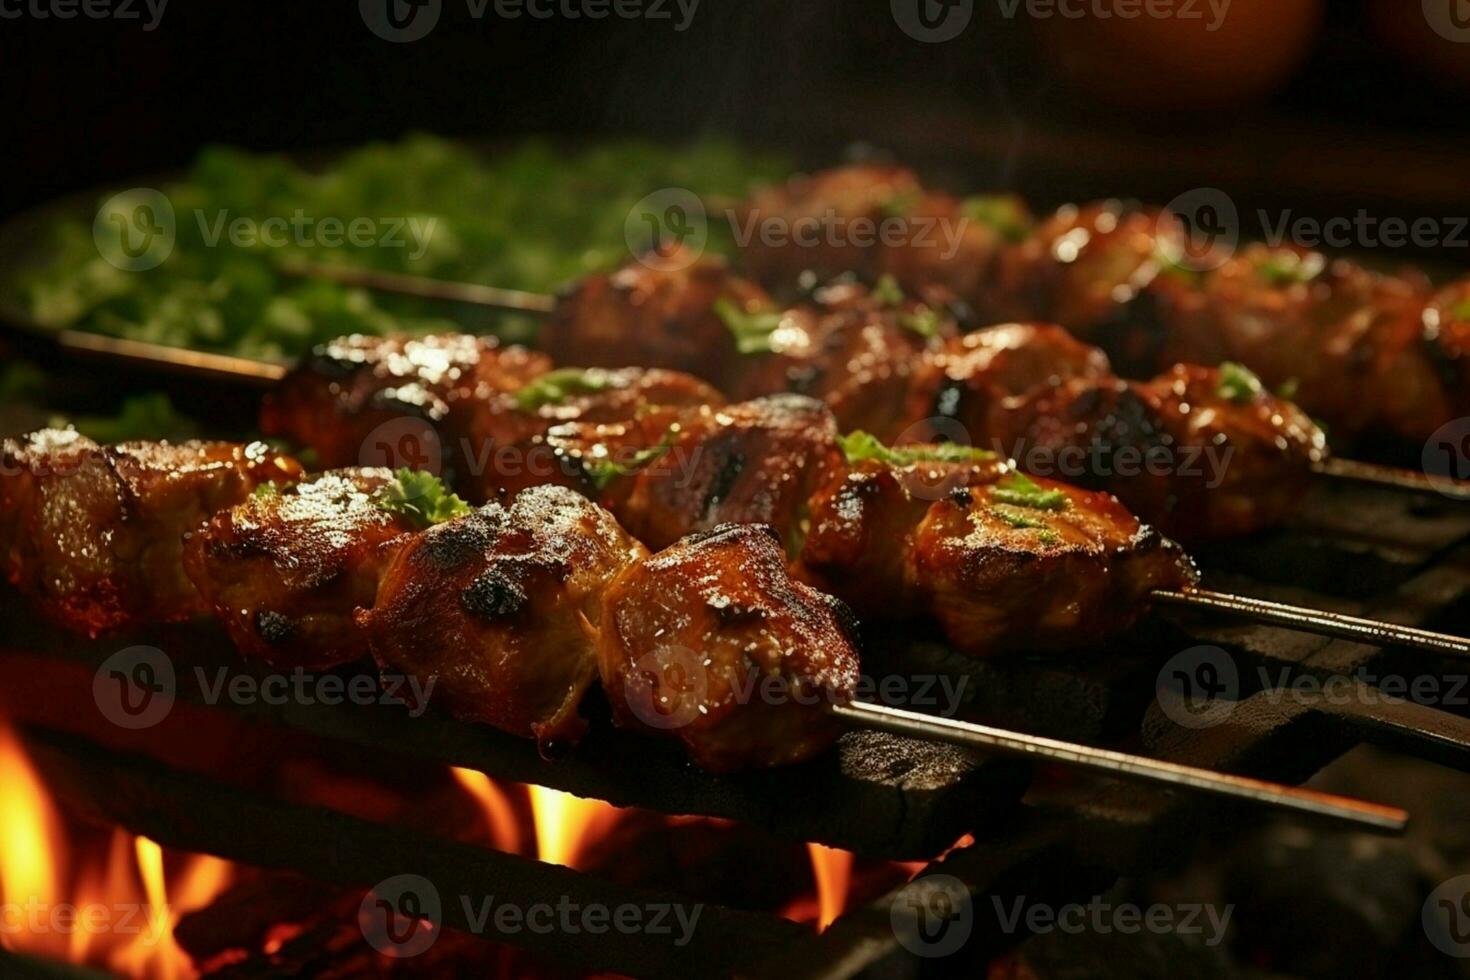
top-left (174, 871), bottom-right (343, 966)
top-left (986, 927), bottom-right (1235, 980)
top-left (1221, 826), bottom-right (1426, 978)
top-left (577, 811), bottom-right (813, 909)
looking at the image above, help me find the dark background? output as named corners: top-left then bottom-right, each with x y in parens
top-left (6, 1), bottom-right (1470, 238)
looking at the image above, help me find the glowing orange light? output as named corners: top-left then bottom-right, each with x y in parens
top-left (805, 843), bottom-right (854, 931)
top-left (451, 767), bottom-right (523, 854)
top-left (527, 785), bottom-right (624, 869)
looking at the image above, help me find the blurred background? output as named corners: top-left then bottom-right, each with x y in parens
top-left (6, 0), bottom-right (1470, 235)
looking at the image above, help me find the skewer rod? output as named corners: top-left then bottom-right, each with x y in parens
top-left (831, 700), bottom-right (1407, 833)
top-left (1313, 457), bottom-right (1470, 502)
top-left (1153, 588), bottom-right (1470, 658)
top-left (277, 260), bottom-right (556, 315)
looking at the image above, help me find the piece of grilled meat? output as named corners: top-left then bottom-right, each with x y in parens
top-left (901, 324), bottom-right (1327, 540)
top-left (795, 454), bottom-right (1195, 656)
top-left (1146, 244), bottom-right (1445, 443)
top-left (468, 366), bottom-right (724, 503)
top-left (731, 279), bottom-right (956, 436)
top-left (184, 469), bottom-right (414, 668)
top-left (0, 430), bottom-right (302, 634)
top-left (543, 394), bottom-right (844, 552)
top-left (359, 485), bottom-right (648, 753)
top-left (598, 522), bottom-right (861, 771)
top-left (540, 249), bottom-right (771, 390)
top-left (261, 332), bottom-right (551, 476)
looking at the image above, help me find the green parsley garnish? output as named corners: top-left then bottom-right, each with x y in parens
top-left (1257, 255), bottom-right (1317, 287)
top-left (838, 430), bottom-right (995, 467)
top-left (899, 306), bottom-right (942, 339)
top-left (991, 505), bottom-right (1060, 543)
top-left (990, 473), bottom-right (1069, 511)
top-left (714, 298), bottom-right (786, 355)
top-left (251, 481), bottom-right (283, 501)
top-left (584, 430), bottom-right (676, 490)
top-left (1453, 300), bottom-right (1470, 321)
top-left (1217, 361), bottom-right (1265, 404)
top-left (374, 468), bottom-right (473, 529)
top-left (960, 195), bottom-right (1031, 243)
top-left (514, 368), bottom-right (613, 411)
top-left (872, 274), bottom-right (905, 307)
top-left (1275, 378), bottom-right (1300, 400)
top-left (880, 188), bottom-right (919, 219)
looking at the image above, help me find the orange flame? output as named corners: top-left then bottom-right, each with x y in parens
top-left (0, 723), bottom-right (235, 978)
top-left (805, 843), bottom-right (855, 931)
top-left (451, 767), bottom-right (523, 854)
top-left (527, 785), bottom-right (624, 869)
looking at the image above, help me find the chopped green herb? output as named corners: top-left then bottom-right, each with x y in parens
top-left (51, 392), bottom-right (199, 443)
top-left (1453, 299), bottom-right (1470, 321)
top-left (991, 505), bottom-right (1060, 542)
top-left (1217, 361), bottom-right (1265, 404)
top-left (714, 298), bottom-right (786, 355)
top-left (838, 430), bottom-right (995, 467)
top-left (373, 468), bottom-right (473, 529)
top-left (899, 306), bottom-right (942, 339)
top-left (584, 430), bottom-right (676, 490)
top-left (990, 473), bottom-right (1070, 511)
top-left (1257, 254), bottom-right (1317, 287)
top-left (1275, 378), bottom-right (1300, 401)
top-left (252, 481), bottom-right (283, 501)
top-left (960, 195), bottom-right (1031, 243)
top-left (872, 274), bottom-right (905, 307)
top-left (880, 188), bottom-right (919, 219)
top-left (514, 368), bottom-right (613, 411)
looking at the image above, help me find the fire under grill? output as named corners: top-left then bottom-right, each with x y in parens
top-left (2, 474), bottom-right (1470, 977)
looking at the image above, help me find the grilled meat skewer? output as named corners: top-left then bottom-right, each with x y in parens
top-left (740, 165), bottom-right (1470, 445)
top-left (433, 253), bottom-right (1328, 540)
top-left (0, 429), bottom-right (301, 634)
top-left (0, 433), bottom-right (1425, 824)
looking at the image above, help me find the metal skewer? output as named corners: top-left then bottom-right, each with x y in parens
top-left (1313, 457), bottom-right (1470, 502)
top-left (274, 261), bottom-right (1470, 503)
top-left (1152, 588), bottom-right (1470, 658)
top-left (831, 700), bottom-right (1407, 833)
top-left (277, 260), bottom-right (556, 316)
